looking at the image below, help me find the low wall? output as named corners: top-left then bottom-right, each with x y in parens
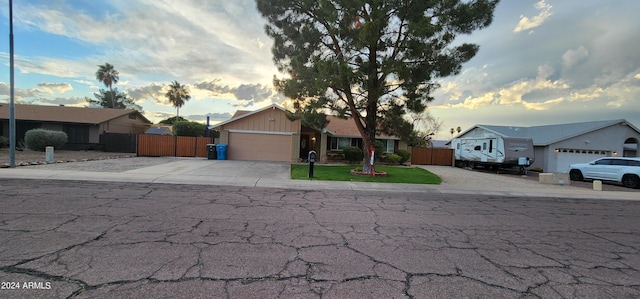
top-left (539, 173), bottom-right (571, 185)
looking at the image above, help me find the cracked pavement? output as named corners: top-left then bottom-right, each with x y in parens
top-left (0, 179), bottom-right (639, 298)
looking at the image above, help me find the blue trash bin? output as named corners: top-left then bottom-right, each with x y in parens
top-left (216, 144), bottom-right (228, 160)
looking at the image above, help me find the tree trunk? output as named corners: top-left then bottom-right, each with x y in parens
top-left (361, 103), bottom-right (378, 174)
top-left (109, 87), bottom-right (115, 109)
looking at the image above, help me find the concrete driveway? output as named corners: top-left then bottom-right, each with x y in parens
top-left (3, 157), bottom-right (638, 200)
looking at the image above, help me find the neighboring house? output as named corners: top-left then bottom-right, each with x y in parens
top-left (0, 104), bottom-right (152, 148)
top-left (212, 104), bottom-right (407, 162)
top-left (145, 125), bottom-right (173, 135)
top-left (452, 119), bottom-right (640, 173)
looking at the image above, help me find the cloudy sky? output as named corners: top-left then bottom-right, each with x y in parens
top-left (1, 0), bottom-right (639, 139)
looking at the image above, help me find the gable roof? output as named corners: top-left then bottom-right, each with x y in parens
top-left (213, 103), bottom-right (286, 128)
top-left (460, 119), bottom-right (640, 146)
top-left (145, 126), bottom-right (173, 135)
top-left (0, 104), bottom-right (151, 125)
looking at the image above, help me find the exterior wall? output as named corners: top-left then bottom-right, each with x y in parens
top-left (98, 113), bottom-right (150, 135)
top-left (221, 108), bottom-right (299, 133)
top-left (320, 133), bottom-right (328, 163)
top-left (291, 133), bottom-right (301, 161)
top-left (398, 140), bottom-right (409, 151)
top-left (41, 123), bottom-right (63, 131)
top-left (220, 130), bottom-right (229, 144)
top-left (532, 146), bottom-right (546, 171)
top-left (540, 125), bottom-right (640, 172)
top-left (217, 108), bottom-right (301, 162)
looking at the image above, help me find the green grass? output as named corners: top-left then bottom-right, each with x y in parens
top-left (291, 164), bottom-right (441, 184)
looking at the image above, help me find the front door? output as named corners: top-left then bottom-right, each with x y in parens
top-left (300, 135), bottom-right (310, 160)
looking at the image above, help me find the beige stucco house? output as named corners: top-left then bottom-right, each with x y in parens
top-left (0, 104), bottom-right (151, 148)
top-left (213, 104), bottom-right (408, 162)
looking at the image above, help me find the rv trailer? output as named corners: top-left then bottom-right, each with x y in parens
top-left (451, 136), bottom-right (534, 173)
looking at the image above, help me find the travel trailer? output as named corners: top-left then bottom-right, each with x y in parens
top-left (451, 136), bottom-right (535, 173)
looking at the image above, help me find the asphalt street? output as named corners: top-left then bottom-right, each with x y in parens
top-left (1, 178), bottom-right (639, 298)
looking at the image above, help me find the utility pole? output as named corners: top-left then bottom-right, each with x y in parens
top-left (9, 0), bottom-right (16, 167)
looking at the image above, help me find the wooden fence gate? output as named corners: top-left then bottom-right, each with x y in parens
top-left (411, 147), bottom-right (454, 166)
top-left (100, 133), bottom-right (137, 153)
top-left (137, 135), bottom-right (213, 158)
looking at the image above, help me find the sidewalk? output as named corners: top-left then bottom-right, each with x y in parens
top-left (0, 157), bottom-right (637, 200)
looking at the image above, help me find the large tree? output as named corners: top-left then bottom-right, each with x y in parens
top-left (95, 63), bottom-right (119, 108)
top-left (86, 88), bottom-right (143, 112)
top-left (165, 80), bottom-right (191, 119)
top-left (257, 0), bottom-right (498, 172)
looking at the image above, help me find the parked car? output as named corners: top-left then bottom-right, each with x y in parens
top-left (569, 157), bottom-right (640, 189)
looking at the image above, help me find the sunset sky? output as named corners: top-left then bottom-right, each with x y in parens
top-left (1, 0), bottom-right (639, 139)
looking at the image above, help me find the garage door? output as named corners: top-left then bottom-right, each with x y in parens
top-left (555, 149), bottom-right (607, 173)
top-left (228, 132), bottom-right (292, 161)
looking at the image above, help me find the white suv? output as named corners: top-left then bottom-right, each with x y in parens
top-left (569, 157), bottom-right (640, 189)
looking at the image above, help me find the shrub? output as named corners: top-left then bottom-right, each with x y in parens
top-left (343, 146), bottom-right (363, 164)
top-left (173, 121), bottom-right (207, 137)
top-left (385, 153), bottom-right (402, 164)
top-left (24, 129), bottom-right (68, 151)
top-left (0, 136), bottom-right (8, 148)
top-left (397, 149), bottom-right (411, 164)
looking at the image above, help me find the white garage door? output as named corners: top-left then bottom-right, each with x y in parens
top-left (228, 132), bottom-right (292, 161)
top-left (555, 149), bottom-right (607, 173)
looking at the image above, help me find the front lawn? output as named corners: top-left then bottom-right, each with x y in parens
top-left (291, 164), bottom-right (441, 184)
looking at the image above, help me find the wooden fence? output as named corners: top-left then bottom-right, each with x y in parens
top-left (137, 135), bottom-right (213, 158)
top-left (100, 133), bottom-right (137, 153)
top-left (411, 147), bottom-right (454, 166)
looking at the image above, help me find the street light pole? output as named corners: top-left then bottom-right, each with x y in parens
top-left (9, 0), bottom-right (16, 167)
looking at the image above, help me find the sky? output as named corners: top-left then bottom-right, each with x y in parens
top-left (1, 0), bottom-right (639, 140)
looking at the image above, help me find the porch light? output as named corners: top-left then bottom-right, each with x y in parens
top-left (613, 151), bottom-right (618, 156)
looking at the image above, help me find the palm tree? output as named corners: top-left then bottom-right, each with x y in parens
top-left (165, 80), bottom-right (191, 119)
top-left (95, 63), bottom-right (119, 108)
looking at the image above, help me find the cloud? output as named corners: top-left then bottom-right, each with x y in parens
top-left (193, 79), bottom-right (233, 96)
top-left (0, 53), bottom-right (86, 78)
top-left (522, 97), bottom-right (564, 111)
top-left (126, 83), bottom-right (167, 104)
top-left (185, 113), bottom-right (233, 123)
top-left (10, 0), bottom-right (278, 85)
top-left (0, 82), bottom-right (51, 100)
top-left (562, 46), bottom-right (589, 69)
top-left (37, 83), bottom-right (73, 94)
top-left (513, 0), bottom-right (553, 33)
top-left (434, 63), bottom-right (569, 111)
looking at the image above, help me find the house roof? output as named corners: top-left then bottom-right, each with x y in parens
top-left (324, 115), bottom-right (397, 139)
top-left (459, 119), bottom-right (640, 146)
top-left (0, 104), bottom-right (152, 125)
top-left (145, 126), bottom-right (173, 135)
top-left (213, 104), bottom-right (399, 139)
top-left (212, 103), bottom-right (286, 128)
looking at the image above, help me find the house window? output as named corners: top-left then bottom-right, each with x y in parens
top-left (330, 137), bottom-right (353, 150)
top-left (129, 113), bottom-right (137, 120)
top-left (379, 139), bottom-right (395, 153)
